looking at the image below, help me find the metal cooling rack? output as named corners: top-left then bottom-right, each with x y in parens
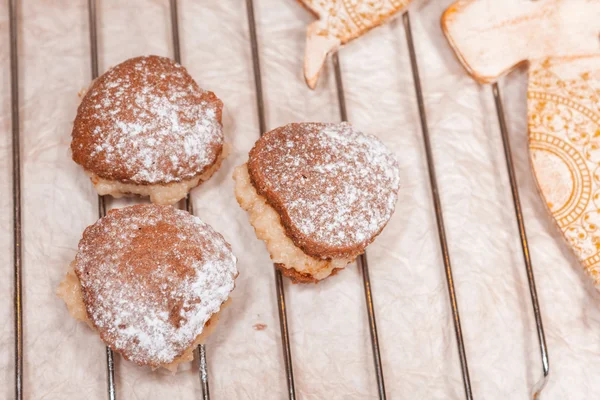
top-left (7, 1), bottom-right (549, 399)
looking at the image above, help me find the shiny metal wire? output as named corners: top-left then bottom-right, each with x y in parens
top-left (168, 1), bottom-right (210, 398)
top-left (491, 83), bottom-right (549, 399)
top-left (245, 1), bottom-right (296, 398)
top-left (9, 0), bottom-right (23, 398)
top-left (87, 0), bottom-right (117, 399)
top-left (331, 52), bottom-right (387, 400)
top-left (402, 12), bottom-right (473, 399)
top-left (169, 0), bottom-right (182, 67)
top-left (197, 344), bottom-right (210, 400)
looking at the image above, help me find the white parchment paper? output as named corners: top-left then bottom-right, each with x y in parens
top-left (1, 0), bottom-right (600, 399)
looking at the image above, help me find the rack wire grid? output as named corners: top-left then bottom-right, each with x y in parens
top-left (7, 0), bottom-right (552, 399)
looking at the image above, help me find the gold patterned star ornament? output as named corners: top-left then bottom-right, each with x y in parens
top-left (298, 0), bottom-right (412, 89)
top-left (443, 0), bottom-right (600, 288)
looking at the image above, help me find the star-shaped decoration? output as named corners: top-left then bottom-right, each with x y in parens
top-left (298, 0), bottom-right (412, 89)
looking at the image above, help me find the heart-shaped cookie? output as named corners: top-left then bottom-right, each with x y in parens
top-left (57, 204), bottom-right (238, 370)
top-left (71, 55), bottom-right (225, 205)
top-left (234, 122), bottom-right (400, 282)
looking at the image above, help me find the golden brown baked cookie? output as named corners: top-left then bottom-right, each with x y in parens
top-left (297, 0), bottom-right (412, 88)
top-left (58, 204), bottom-right (237, 369)
top-left (442, 0), bottom-right (600, 289)
top-left (234, 122), bottom-right (400, 282)
top-left (71, 55), bottom-right (225, 205)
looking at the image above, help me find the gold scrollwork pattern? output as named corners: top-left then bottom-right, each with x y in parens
top-left (301, 0), bottom-right (411, 43)
top-left (529, 58), bottom-right (600, 285)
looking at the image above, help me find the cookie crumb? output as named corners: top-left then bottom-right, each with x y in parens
top-left (253, 323), bottom-right (267, 331)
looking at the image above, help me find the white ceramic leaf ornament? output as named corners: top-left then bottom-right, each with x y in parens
top-left (442, 0), bottom-right (600, 286)
top-left (297, 0), bottom-right (412, 89)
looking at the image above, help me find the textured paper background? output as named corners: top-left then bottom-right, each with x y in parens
top-left (1, 0), bottom-right (600, 399)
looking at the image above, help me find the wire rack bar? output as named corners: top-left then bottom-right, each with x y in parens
top-left (9, 0), bottom-right (23, 398)
top-left (198, 344), bottom-right (210, 399)
top-left (245, 1), bottom-right (296, 398)
top-left (169, 0), bottom-right (181, 67)
top-left (331, 53), bottom-right (387, 399)
top-left (87, 0), bottom-right (117, 399)
top-left (491, 83), bottom-right (549, 399)
top-left (274, 264), bottom-right (296, 398)
top-left (402, 12), bottom-right (473, 399)
top-left (104, 345), bottom-right (116, 400)
top-left (167, 1), bottom-right (211, 397)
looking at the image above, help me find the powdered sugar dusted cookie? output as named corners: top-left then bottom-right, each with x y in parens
top-left (57, 204), bottom-right (237, 369)
top-left (234, 122), bottom-right (400, 283)
top-left (442, 1), bottom-right (600, 288)
top-left (298, 0), bottom-right (412, 89)
top-left (71, 55), bottom-right (226, 205)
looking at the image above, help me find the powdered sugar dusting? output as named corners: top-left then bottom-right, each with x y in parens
top-left (73, 205), bottom-right (237, 366)
top-left (248, 122), bottom-right (400, 255)
top-left (72, 55), bottom-right (223, 184)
